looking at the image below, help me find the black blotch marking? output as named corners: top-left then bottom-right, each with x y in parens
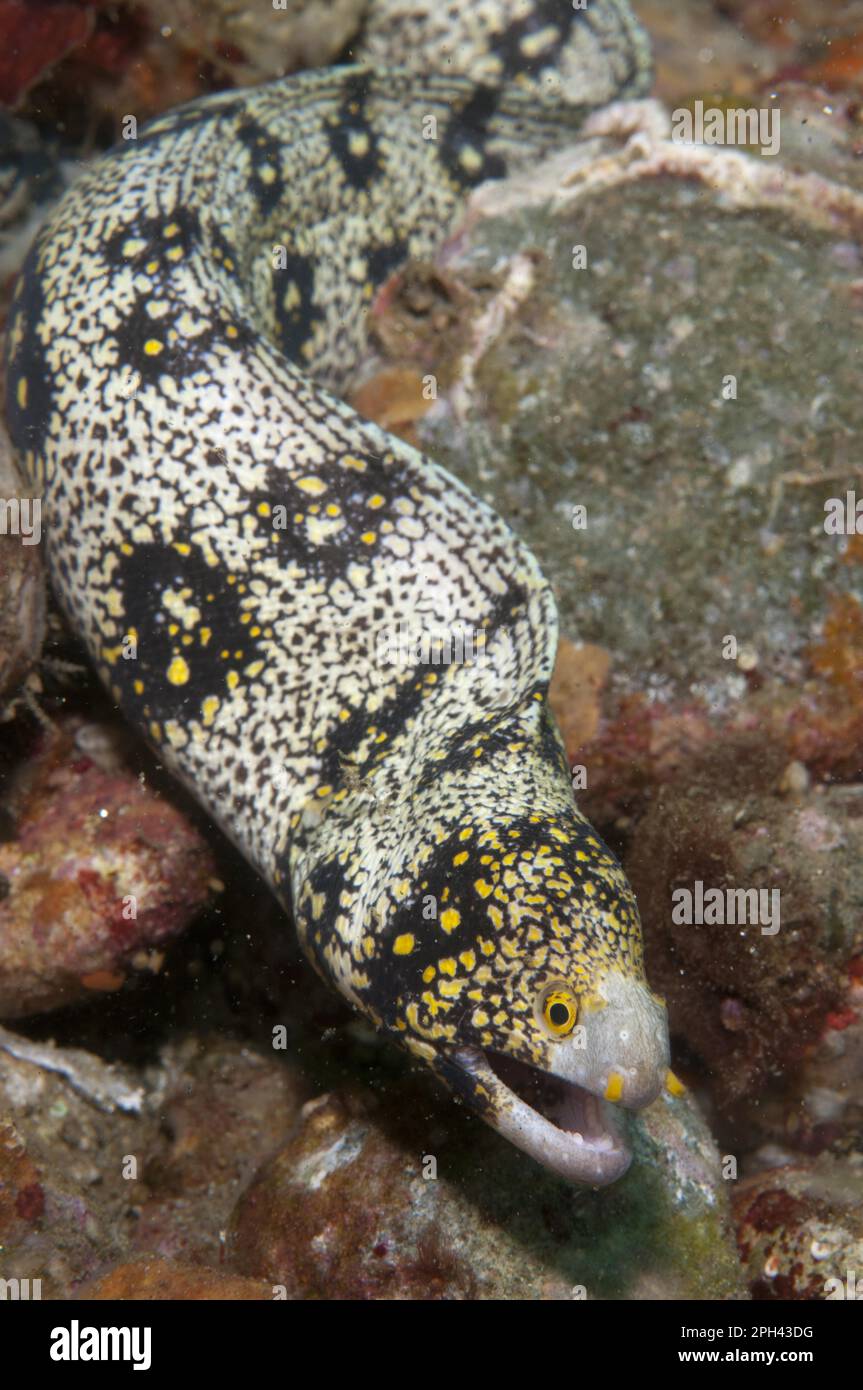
top-left (270, 246), bottom-right (322, 363)
top-left (489, 0), bottom-right (576, 80)
top-left (207, 222), bottom-right (242, 281)
top-left (327, 72), bottom-right (380, 189)
top-left (295, 855), bottom-right (351, 966)
top-left (103, 206), bottom-right (201, 272)
top-left (113, 300), bottom-right (255, 384)
top-left (316, 668), bottom-right (430, 792)
top-left (108, 539), bottom-right (264, 722)
top-left (235, 118), bottom-right (285, 215)
top-left (439, 87), bottom-right (507, 191)
top-left (366, 239), bottom-right (409, 293)
top-left (247, 445), bottom-right (395, 583)
top-left (3, 234), bottom-right (55, 459)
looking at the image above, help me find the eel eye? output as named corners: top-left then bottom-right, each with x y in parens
top-left (538, 986), bottom-right (579, 1038)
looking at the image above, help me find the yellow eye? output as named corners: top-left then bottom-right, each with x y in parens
top-left (539, 986), bottom-right (578, 1038)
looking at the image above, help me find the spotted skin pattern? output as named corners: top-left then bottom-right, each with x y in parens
top-left (3, 1), bottom-right (669, 1182)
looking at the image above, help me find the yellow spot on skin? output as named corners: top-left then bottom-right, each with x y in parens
top-left (166, 245), bottom-right (184, 262)
top-left (393, 934), bottom-right (414, 956)
top-left (202, 696), bottom-right (220, 727)
top-left (605, 1073), bottom-right (624, 1103)
top-left (342, 455), bottom-right (367, 471)
top-left (459, 951), bottom-right (476, 971)
top-left (474, 1010), bottom-right (489, 1027)
top-left (368, 494), bottom-right (385, 509)
top-left (459, 145), bottom-right (483, 174)
top-left (133, 680), bottom-right (144, 696)
top-left (257, 502), bottom-right (271, 517)
top-left (298, 476), bottom-right (326, 495)
top-left (164, 222), bottom-right (180, 237)
top-left (440, 908), bottom-right (461, 933)
top-left (453, 852), bottom-right (468, 867)
top-left (666, 1070), bottom-right (686, 1097)
top-left (360, 531), bottom-right (376, 545)
top-left (519, 23), bottom-right (560, 59)
top-left (459, 827), bottom-right (473, 841)
top-left (439, 958), bottom-right (457, 977)
top-left (167, 656), bottom-right (190, 686)
top-left (16, 378), bottom-right (27, 409)
top-left (226, 671), bottom-right (240, 691)
top-left (474, 880), bottom-right (493, 899)
top-left (173, 542), bottom-right (191, 556)
top-left (144, 339), bottom-right (163, 357)
top-left (422, 966), bottom-right (436, 983)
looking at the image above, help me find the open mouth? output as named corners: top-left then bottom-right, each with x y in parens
top-left (453, 1045), bottom-right (631, 1186)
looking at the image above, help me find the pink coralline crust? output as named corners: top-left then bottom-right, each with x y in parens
top-left (733, 1165), bottom-right (863, 1301)
top-left (0, 738), bottom-right (218, 1018)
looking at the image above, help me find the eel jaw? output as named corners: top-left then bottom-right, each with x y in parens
top-left (448, 973), bottom-right (670, 1186)
top-left (452, 1045), bottom-right (631, 1186)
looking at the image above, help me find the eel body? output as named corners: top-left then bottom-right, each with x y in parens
top-left (3, 0), bottom-right (670, 1183)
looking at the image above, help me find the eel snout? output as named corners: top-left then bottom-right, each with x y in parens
top-left (454, 972), bottom-right (670, 1185)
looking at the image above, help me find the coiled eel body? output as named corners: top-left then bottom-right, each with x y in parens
top-left (3, 0), bottom-right (669, 1184)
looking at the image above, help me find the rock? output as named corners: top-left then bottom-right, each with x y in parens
top-left (141, 0), bottom-right (367, 87)
top-left (733, 1156), bottom-right (863, 1299)
top-left (730, 968), bottom-right (863, 1164)
top-left (0, 417), bottom-right (44, 705)
top-left (0, 1037), bottom-right (304, 1295)
top-left (228, 1077), bottom-right (746, 1300)
top-left (0, 720), bottom-right (219, 1017)
top-left (79, 1257), bottom-right (273, 1300)
top-left (626, 757), bottom-right (862, 1107)
top-left (0, 1119), bottom-right (45, 1247)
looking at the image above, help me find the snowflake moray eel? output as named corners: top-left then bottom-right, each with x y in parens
top-left (3, 0), bottom-right (670, 1184)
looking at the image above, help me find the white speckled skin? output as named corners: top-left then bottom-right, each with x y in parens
top-left (3, 0), bottom-right (669, 1183)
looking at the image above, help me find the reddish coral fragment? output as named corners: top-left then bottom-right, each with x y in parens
top-left (14, 1181), bottom-right (45, 1223)
top-left (824, 1008), bottom-right (858, 1031)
